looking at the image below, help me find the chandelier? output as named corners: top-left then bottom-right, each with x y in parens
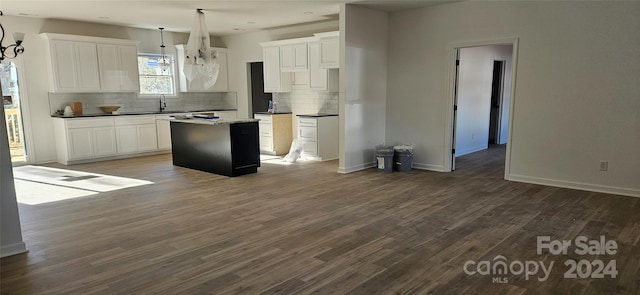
top-left (183, 9), bottom-right (219, 89)
top-left (0, 10), bottom-right (25, 61)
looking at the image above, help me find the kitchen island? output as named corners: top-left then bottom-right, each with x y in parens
top-left (169, 118), bottom-right (260, 177)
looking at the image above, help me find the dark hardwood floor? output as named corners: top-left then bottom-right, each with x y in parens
top-left (2, 146), bottom-right (639, 294)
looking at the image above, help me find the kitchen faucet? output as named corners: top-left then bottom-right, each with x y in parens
top-left (159, 94), bottom-right (166, 112)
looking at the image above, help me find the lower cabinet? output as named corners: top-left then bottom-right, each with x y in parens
top-left (255, 113), bottom-right (292, 155)
top-left (297, 116), bottom-right (339, 161)
top-left (54, 115), bottom-right (159, 165)
top-left (54, 117), bottom-right (117, 163)
top-left (54, 112), bottom-right (239, 164)
top-left (114, 116), bottom-right (158, 154)
top-left (156, 115), bottom-right (174, 150)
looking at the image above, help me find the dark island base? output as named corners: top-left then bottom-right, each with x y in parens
top-left (170, 121), bottom-right (260, 177)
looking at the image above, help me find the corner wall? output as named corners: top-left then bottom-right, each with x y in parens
top-left (386, 1), bottom-right (640, 196)
top-left (338, 5), bottom-right (389, 173)
top-left (1, 107), bottom-right (27, 258)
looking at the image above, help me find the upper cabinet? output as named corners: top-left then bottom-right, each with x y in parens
top-left (97, 44), bottom-right (140, 92)
top-left (260, 32), bottom-right (339, 93)
top-left (46, 40), bottom-right (101, 92)
top-left (315, 31), bottom-right (339, 69)
top-left (280, 43), bottom-right (308, 72)
top-left (262, 45), bottom-right (291, 93)
top-left (175, 45), bottom-right (229, 92)
top-left (308, 42), bottom-right (339, 92)
top-left (41, 33), bottom-right (140, 93)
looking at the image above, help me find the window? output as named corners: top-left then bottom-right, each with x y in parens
top-left (137, 54), bottom-right (176, 96)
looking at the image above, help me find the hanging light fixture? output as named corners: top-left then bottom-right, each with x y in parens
top-left (183, 9), bottom-right (220, 89)
top-left (0, 10), bottom-right (25, 61)
top-left (157, 27), bottom-right (171, 72)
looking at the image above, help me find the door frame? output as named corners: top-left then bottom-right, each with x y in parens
top-left (2, 56), bottom-right (35, 165)
top-left (443, 37), bottom-right (519, 179)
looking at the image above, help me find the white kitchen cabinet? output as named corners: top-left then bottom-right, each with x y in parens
top-left (42, 33), bottom-right (140, 93)
top-left (97, 44), bottom-right (140, 92)
top-left (308, 42), bottom-right (339, 92)
top-left (280, 43), bottom-right (308, 72)
top-left (297, 116), bottom-right (339, 161)
top-left (255, 113), bottom-right (292, 155)
top-left (114, 116), bottom-right (158, 154)
top-left (315, 31), bottom-right (340, 69)
top-left (115, 125), bottom-right (138, 153)
top-left (67, 128), bottom-right (95, 159)
top-left (54, 117), bottom-right (117, 164)
top-left (46, 40), bottom-right (101, 92)
top-left (262, 45), bottom-right (291, 93)
top-left (156, 115), bottom-right (173, 150)
top-left (175, 45), bottom-right (229, 92)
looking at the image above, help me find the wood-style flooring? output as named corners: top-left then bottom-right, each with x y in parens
top-left (2, 146), bottom-right (639, 294)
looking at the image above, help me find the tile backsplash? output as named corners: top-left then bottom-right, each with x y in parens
top-left (49, 92), bottom-right (237, 115)
top-left (272, 72), bottom-right (339, 115)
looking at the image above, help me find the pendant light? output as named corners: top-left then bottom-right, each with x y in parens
top-left (158, 27), bottom-right (171, 72)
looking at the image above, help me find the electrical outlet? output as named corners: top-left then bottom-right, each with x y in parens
top-left (471, 133), bottom-right (475, 140)
top-left (599, 161), bottom-right (608, 172)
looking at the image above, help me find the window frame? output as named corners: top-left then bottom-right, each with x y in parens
top-left (137, 53), bottom-right (178, 98)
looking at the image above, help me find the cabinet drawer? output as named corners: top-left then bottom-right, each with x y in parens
top-left (300, 140), bottom-right (318, 156)
top-left (298, 117), bottom-right (317, 127)
top-left (299, 125), bottom-right (317, 140)
top-left (114, 116), bottom-right (157, 125)
top-left (258, 121), bottom-right (273, 136)
top-left (259, 135), bottom-right (273, 151)
top-left (67, 118), bottom-right (114, 129)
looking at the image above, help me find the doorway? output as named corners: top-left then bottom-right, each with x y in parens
top-left (488, 60), bottom-right (505, 145)
top-left (248, 62), bottom-right (271, 117)
top-left (1, 60), bottom-right (27, 164)
top-left (447, 39), bottom-right (518, 175)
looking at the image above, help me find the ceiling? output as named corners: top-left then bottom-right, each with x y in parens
top-left (2, 0), bottom-right (462, 36)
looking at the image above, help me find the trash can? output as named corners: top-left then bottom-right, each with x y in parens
top-left (376, 147), bottom-right (394, 173)
top-left (394, 145), bottom-right (413, 172)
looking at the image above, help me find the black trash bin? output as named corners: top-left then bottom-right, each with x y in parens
top-left (376, 147), bottom-right (394, 173)
top-left (394, 146), bottom-right (413, 172)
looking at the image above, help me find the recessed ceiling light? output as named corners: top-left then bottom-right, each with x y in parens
top-left (99, 16), bottom-right (110, 19)
top-left (304, 11), bottom-right (313, 15)
top-left (233, 28), bottom-right (240, 31)
top-left (18, 13), bottom-right (30, 16)
top-left (247, 21), bottom-right (256, 24)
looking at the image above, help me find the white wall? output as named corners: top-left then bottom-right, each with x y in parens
top-left (220, 21), bottom-right (338, 118)
top-left (1, 107), bottom-right (27, 258)
top-left (339, 5), bottom-right (388, 173)
top-left (386, 1), bottom-right (640, 196)
top-left (455, 45), bottom-right (512, 156)
top-left (3, 16), bottom-right (190, 163)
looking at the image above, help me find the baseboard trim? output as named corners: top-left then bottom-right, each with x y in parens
top-left (1, 242), bottom-right (28, 258)
top-left (413, 162), bottom-right (446, 172)
top-left (337, 161), bottom-right (375, 174)
top-left (508, 174), bottom-right (640, 198)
